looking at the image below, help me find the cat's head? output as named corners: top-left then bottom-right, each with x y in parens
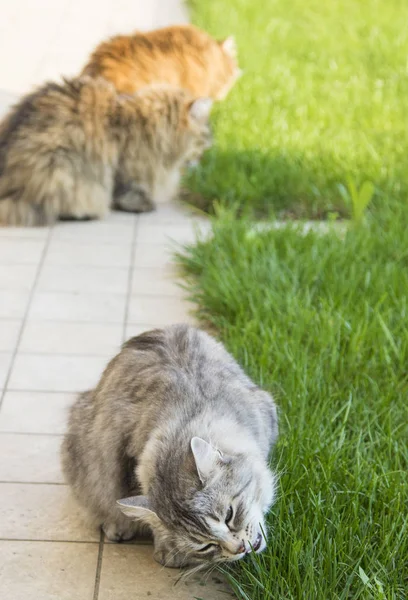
top-left (118, 437), bottom-right (276, 568)
top-left (214, 35), bottom-right (242, 100)
top-left (129, 86), bottom-right (213, 170)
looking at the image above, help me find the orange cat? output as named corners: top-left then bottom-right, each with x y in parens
top-left (81, 24), bottom-right (241, 100)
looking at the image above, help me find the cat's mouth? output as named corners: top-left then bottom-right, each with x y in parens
top-left (223, 532), bottom-right (264, 561)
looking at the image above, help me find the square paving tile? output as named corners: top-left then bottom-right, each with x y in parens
top-left (134, 244), bottom-right (175, 269)
top-left (0, 483), bottom-right (99, 541)
top-left (98, 544), bottom-right (233, 600)
top-left (0, 226), bottom-right (50, 239)
top-left (8, 354), bottom-right (108, 392)
top-left (0, 238), bottom-right (46, 264)
top-left (131, 267), bottom-right (185, 297)
top-left (52, 218), bottom-right (134, 243)
top-left (28, 291), bottom-right (126, 323)
top-left (128, 296), bottom-right (196, 326)
top-left (0, 540), bottom-right (98, 600)
top-left (0, 319), bottom-right (21, 352)
top-left (0, 353), bottom-right (12, 389)
top-left (0, 290), bottom-right (30, 319)
top-left (46, 240), bottom-right (132, 268)
top-left (0, 433), bottom-right (62, 483)
top-left (0, 391), bottom-right (74, 434)
top-left (136, 222), bottom-right (209, 246)
top-left (37, 265), bottom-right (128, 294)
top-left (0, 264), bottom-right (37, 290)
top-left (125, 324), bottom-right (157, 340)
top-left (19, 321), bottom-right (122, 356)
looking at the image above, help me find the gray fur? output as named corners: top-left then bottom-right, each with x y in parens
top-left (61, 325), bottom-right (278, 567)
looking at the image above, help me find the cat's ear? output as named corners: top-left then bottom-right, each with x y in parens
top-left (191, 437), bottom-right (227, 483)
top-left (220, 35), bottom-right (237, 58)
top-left (188, 98), bottom-right (213, 124)
top-left (117, 496), bottom-right (160, 526)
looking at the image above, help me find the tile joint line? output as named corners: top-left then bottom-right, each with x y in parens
top-left (0, 227), bottom-right (53, 412)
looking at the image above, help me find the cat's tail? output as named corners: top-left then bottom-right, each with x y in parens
top-left (0, 197), bottom-right (54, 226)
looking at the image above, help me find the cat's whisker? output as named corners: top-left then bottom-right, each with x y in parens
top-left (179, 561), bottom-right (209, 583)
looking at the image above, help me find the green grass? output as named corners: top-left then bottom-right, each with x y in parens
top-left (187, 0), bottom-right (408, 217)
top-left (183, 1), bottom-right (408, 597)
top-left (177, 200), bottom-right (408, 599)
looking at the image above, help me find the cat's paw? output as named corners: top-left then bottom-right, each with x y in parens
top-left (102, 522), bottom-right (137, 543)
top-left (113, 187), bottom-right (155, 213)
top-left (153, 548), bottom-right (185, 568)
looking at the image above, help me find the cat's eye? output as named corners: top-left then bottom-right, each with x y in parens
top-left (198, 543), bottom-right (217, 552)
top-left (225, 506), bottom-right (233, 525)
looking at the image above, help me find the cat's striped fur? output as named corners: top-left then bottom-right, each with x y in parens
top-left (0, 77), bottom-right (212, 226)
top-left (82, 24), bottom-right (241, 100)
top-left (61, 325), bottom-right (278, 568)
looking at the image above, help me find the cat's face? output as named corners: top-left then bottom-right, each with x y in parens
top-left (118, 437), bottom-right (276, 568)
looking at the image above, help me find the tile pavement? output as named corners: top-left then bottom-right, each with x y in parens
top-left (0, 203), bottom-right (228, 599)
top-left (0, 0), bottom-right (233, 598)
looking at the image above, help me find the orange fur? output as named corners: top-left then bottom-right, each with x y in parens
top-left (81, 24), bottom-right (240, 100)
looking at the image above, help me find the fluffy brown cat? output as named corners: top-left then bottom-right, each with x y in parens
top-left (81, 24), bottom-right (241, 100)
top-left (0, 77), bottom-right (212, 226)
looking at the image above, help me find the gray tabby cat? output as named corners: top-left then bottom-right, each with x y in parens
top-left (61, 325), bottom-right (278, 567)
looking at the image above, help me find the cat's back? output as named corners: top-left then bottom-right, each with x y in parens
top-left (0, 78), bottom-right (116, 165)
top-left (122, 324), bottom-right (242, 379)
top-left (101, 324), bottom-right (253, 414)
top-left (0, 78), bottom-right (116, 174)
top-left (0, 81), bottom-right (75, 170)
top-left (0, 80), bottom-right (82, 143)
top-left (81, 24), bottom-right (238, 99)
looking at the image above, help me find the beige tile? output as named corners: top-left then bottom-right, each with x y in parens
top-left (131, 267), bottom-right (185, 297)
top-left (0, 540), bottom-right (98, 600)
top-left (134, 244), bottom-right (175, 269)
top-left (128, 296), bottom-right (196, 326)
top-left (28, 291), bottom-right (126, 323)
top-left (137, 202), bottom-right (200, 224)
top-left (137, 222), bottom-right (210, 246)
top-left (0, 238), bottom-right (45, 264)
top-left (125, 324), bottom-right (157, 340)
top-left (0, 353), bottom-right (12, 389)
top-left (20, 321), bottom-right (122, 356)
top-left (0, 89), bottom-right (17, 117)
top-left (52, 218), bottom-right (134, 243)
top-left (0, 319), bottom-right (21, 352)
top-left (0, 483), bottom-right (99, 541)
top-left (37, 265), bottom-right (128, 294)
top-left (0, 226), bottom-right (50, 239)
top-left (0, 391), bottom-right (73, 434)
top-left (8, 354), bottom-right (108, 392)
top-left (99, 544), bottom-right (233, 600)
top-left (46, 240), bottom-right (132, 267)
top-left (0, 290), bottom-right (30, 319)
top-left (0, 265), bottom-right (37, 290)
top-left (0, 434), bottom-right (63, 483)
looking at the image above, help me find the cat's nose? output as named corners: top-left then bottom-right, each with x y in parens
top-left (234, 541), bottom-right (246, 555)
top-left (252, 533), bottom-right (262, 552)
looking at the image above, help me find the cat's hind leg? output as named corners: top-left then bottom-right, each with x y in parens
top-left (0, 197), bottom-right (56, 226)
top-left (58, 180), bottom-right (111, 221)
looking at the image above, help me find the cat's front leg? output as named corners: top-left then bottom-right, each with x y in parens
top-left (102, 513), bottom-right (140, 542)
top-left (113, 182), bottom-right (155, 213)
